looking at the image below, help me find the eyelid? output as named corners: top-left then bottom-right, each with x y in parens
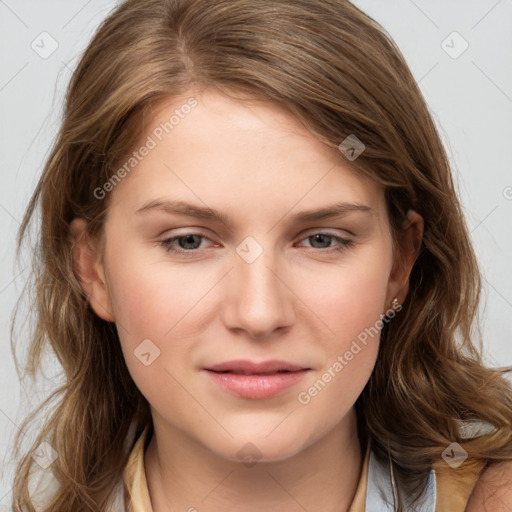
top-left (298, 227), bottom-right (353, 239)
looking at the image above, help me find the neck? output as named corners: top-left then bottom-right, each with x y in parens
top-left (144, 408), bottom-right (364, 512)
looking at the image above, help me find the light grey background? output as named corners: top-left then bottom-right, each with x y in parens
top-left (1, 0), bottom-right (511, 507)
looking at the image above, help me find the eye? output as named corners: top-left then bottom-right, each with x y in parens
top-left (159, 230), bottom-right (354, 257)
top-left (295, 232), bottom-right (354, 252)
top-left (159, 233), bottom-right (213, 256)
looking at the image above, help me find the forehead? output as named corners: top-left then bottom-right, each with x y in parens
top-left (107, 88), bottom-right (387, 222)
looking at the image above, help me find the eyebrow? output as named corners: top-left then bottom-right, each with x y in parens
top-left (135, 199), bottom-right (373, 226)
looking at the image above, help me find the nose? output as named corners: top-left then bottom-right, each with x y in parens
top-left (221, 245), bottom-right (295, 339)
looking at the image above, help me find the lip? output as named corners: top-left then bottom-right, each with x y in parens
top-left (203, 359), bottom-right (310, 400)
top-left (205, 359), bottom-right (307, 374)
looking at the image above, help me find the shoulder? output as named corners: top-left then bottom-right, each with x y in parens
top-left (465, 459), bottom-right (512, 511)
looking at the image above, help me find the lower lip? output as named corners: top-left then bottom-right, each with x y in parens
top-left (204, 370), bottom-right (309, 399)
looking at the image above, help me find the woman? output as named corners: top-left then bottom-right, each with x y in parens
top-left (11, 0), bottom-right (512, 511)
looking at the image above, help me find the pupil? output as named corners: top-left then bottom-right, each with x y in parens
top-left (313, 234), bottom-right (331, 248)
top-left (181, 235), bottom-right (200, 249)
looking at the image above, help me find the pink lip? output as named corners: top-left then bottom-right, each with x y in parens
top-left (203, 360), bottom-right (310, 400)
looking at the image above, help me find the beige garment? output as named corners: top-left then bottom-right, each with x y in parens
top-left (121, 425), bottom-right (485, 512)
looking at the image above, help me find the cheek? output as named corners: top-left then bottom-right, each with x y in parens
top-left (106, 251), bottom-right (214, 341)
top-left (321, 268), bottom-right (388, 337)
top-left (296, 249), bottom-right (391, 352)
top-left (293, 253), bottom-right (391, 411)
top-left (102, 248), bottom-right (217, 390)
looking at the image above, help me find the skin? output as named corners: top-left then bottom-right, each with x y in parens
top-left (466, 461), bottom-right (512, 510)
top-left (70, 87), bottom-right (424, 511)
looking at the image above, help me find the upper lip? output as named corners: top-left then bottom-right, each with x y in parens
top-left (204, 360), bottom-right (309, 374)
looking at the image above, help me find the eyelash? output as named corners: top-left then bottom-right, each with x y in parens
top-left (159, 231), bottom-right (354, 257)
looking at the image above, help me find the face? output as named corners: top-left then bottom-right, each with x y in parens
top-left (72, 87), bottom-right (420, 463)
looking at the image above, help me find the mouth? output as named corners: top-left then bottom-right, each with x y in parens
top-left (209, 369), bottom-right (299, 375)
top-left (203, 360), bottom-right (311, 399)
top-left (204, 360), bottom-right (309, 374)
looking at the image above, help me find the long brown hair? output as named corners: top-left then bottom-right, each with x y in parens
top-left (11, 0), bottom-right (512, 510)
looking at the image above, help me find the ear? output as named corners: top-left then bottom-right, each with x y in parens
top-left (386, 209), bottom-right (424, 307)
top-left (69, 218), bottom-right (116, 322)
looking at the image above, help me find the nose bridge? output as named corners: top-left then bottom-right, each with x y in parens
top-left (224, 236), bottom-right (294, 337)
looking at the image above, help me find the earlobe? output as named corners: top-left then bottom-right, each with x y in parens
top-left (69, 218), bottom-right (116, 322)
top-left (387, 209), bottom-right (424, 306)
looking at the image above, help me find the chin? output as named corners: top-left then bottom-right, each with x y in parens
top-left (203, 425), bottom-right (314, 466)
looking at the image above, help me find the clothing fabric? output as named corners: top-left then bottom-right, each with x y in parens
top-left (112, 425), bottom-right (486, 512)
